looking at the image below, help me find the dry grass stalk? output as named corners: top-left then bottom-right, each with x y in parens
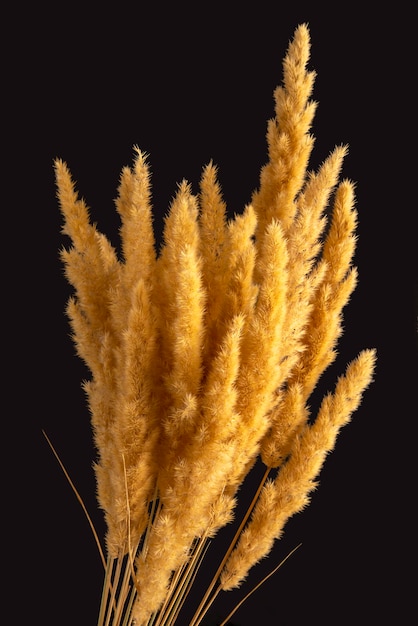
top-left (55, 23), bottom-right (376, 626)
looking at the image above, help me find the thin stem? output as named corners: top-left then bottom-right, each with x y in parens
top-left (142, 485), bottom-right (161, 562)
top-left (113, 553), bottom-right (137, 626)
top-left (153, 562), bottom-right (188, 626)
top-left (169, 537), bottom-right (211, 625)
top-left (104, 555), bottom-right (124, 626)
top-left (43, 429), bottom-right (106, 568)
top-left (122, 584), bottom-right (137, 626)
top-left (218, 543), bottom-right (302, 626)
top-left (98, 556), bottom-right (115, 626)
top-left (193, 583), bottom-right (222, 626)
top-left (189, 466), bottom-right (271, 626)
top-left (163, 537), bottom-right (211, 626)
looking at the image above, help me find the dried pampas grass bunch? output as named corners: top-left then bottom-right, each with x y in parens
top-left (54, 23), bottom-right (376, 626)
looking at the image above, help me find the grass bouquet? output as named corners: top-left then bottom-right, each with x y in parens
top-left (54, 23), bottom-right (376, 626)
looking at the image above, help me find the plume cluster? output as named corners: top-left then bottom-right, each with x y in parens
top-left (55, 24), bottom-right (376, 626)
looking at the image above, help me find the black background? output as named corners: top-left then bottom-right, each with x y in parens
top-left (6, 3), bottom-right (416, 625)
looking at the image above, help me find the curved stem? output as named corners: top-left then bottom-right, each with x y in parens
top-left (218, 543), bottom-right (302, 626)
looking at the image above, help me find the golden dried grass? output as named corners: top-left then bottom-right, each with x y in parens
top-left (54, 23), bottom-right (376, 626)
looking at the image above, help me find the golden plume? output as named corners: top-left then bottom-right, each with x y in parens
top-left (55, 23), bottom-right (376, 626)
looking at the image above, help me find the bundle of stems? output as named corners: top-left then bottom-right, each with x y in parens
top-left (55, 23), bottom-right (376, 626)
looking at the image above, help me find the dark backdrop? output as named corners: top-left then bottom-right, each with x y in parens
top-left (6, 4), bottom-right (416, 625)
